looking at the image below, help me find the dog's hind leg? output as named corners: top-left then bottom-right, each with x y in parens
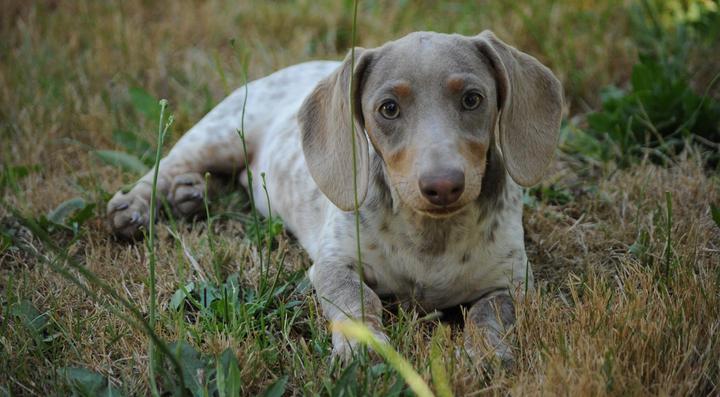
top-left (107, 61), bottom-right (340, 239)
top-left (106, 124), bottom-right (250, 239)
top-left (107, 87), bottom-right (260, 239)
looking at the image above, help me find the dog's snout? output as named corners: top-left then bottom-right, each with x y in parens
top-left (419, 170), bottom-right (465, 206)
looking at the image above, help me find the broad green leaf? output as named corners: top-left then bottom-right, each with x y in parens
top-left (258, 375), bottom-right (288, 397)
top-left (711, 204), bottom-right (720, 229)
top-left (169, 341), bottom-right (208, 397)
top-left (217, 349), bottom-right (242, 397)
top-left (385, 377), bottom-right (406, 397)
top-left (61, 367), bottom-right (104, 396)
top-left (48, 197), bottom-right (87, 225)
top-left (170, 282), bottom-right (195, 311)
top-left (226, 361), bottom-right (242, 397)
top-left (59, 367), bottom-right (124, 397)
top-left (93, 150), bottom-right (149, 174)
top-left (10, 299), bottom-right (48, 333)
top-left (331, 361), bottom-right (358, 397)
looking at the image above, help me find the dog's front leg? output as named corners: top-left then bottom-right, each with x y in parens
top-left (464, 291), bottom-right (516, 364)
top-left (310, 259), bottom-right (389, 362)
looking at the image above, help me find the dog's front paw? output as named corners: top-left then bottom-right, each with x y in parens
top-left (331, 328), bottom-right (390, 365)
top-left (169, 173), bottom-right (206, 218)
top-left (107, 190), bottom-right (150, 239)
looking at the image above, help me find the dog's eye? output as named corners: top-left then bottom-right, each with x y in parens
top-left (379, 100), bottom-right (400, 119)
top-left (461, 92), bottom-right (483, 110)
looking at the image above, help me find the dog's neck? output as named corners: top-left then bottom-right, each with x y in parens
top-left (364, 146), bottom-right (509, 256)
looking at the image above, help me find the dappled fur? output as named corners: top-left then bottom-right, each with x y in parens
top-left (107, 30), bottom-right (562, 362)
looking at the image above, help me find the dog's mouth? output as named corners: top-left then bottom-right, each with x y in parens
top-left (416, 205), bottom-right (465, 218)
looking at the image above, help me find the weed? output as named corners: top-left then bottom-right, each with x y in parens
top-left (145, 99), bottom-right (173, 396)
top-left (569, 0), bottom-right (720, 167)
top-left (59, 367), bottom-right (123, 397)
top-left (46, 197), bottom-right (96, 236)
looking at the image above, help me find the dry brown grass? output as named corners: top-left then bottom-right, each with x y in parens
top-left (1, 0), bottom-right (719, 395)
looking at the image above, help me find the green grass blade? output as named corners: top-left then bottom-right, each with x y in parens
top-left (348, 0), bottom-right (365, 324)
top-left (333, 320), bottom-right (435, 397)
top-left (430, 329), bottom-right (454, 397)
top-left (145, 99), bottom-right (173, 397)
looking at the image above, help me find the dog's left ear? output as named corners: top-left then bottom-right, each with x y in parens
top-left (474, 30), bottom-right (563, 187)
top-left (299, 49), bottom-right (374, 211)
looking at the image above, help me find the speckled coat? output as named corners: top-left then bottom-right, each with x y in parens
top-left (108, 31), bottom-right (563, 362)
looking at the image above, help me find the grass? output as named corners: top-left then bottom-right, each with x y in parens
top-left (1, 0), bottom-right (719, 395)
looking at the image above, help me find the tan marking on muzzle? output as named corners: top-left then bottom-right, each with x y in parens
top-left (386, 147), bottom-right (415, 175)
top-left (458, 139), bottom-right (487, 166)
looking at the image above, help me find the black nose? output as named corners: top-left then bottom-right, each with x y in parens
top-left (418, 170), bottom-right (465, 206)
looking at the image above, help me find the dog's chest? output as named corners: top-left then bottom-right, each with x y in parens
top-left (358, 206), bottom-right (525, 309)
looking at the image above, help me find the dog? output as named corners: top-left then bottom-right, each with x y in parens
top-left (107, 30), bottom-right (563, 362)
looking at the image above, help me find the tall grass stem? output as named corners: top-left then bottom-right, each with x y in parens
top-left (233, 46), bottom-right (265, 282)
top-left (349, 0), bottom-right (365, 323)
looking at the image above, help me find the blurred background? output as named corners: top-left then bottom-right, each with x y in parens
top-left (2, 0), bottom-right (719, 177)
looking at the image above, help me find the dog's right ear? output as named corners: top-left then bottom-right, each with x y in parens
top-left (299, 49), bottom-right (374, 211)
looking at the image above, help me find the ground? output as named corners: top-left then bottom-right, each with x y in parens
top-left (1, 1), bottom-right (719, 396)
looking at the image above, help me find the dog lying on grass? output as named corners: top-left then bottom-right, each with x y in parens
top-left (107, 30), bottom-right (562, 362)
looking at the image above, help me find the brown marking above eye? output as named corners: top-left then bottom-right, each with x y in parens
top-left (447, 77), bottom-right (465, 93)
top-left (392, 82), bottom-right (412, 97)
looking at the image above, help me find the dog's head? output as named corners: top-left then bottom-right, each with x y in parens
top-left (299, 31), bottom-right (563, 217)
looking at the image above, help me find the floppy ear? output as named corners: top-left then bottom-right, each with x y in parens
top-left (474, 30), bottom-right (563, 187)
top-left (299, 49), bottom-right (373, 211)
